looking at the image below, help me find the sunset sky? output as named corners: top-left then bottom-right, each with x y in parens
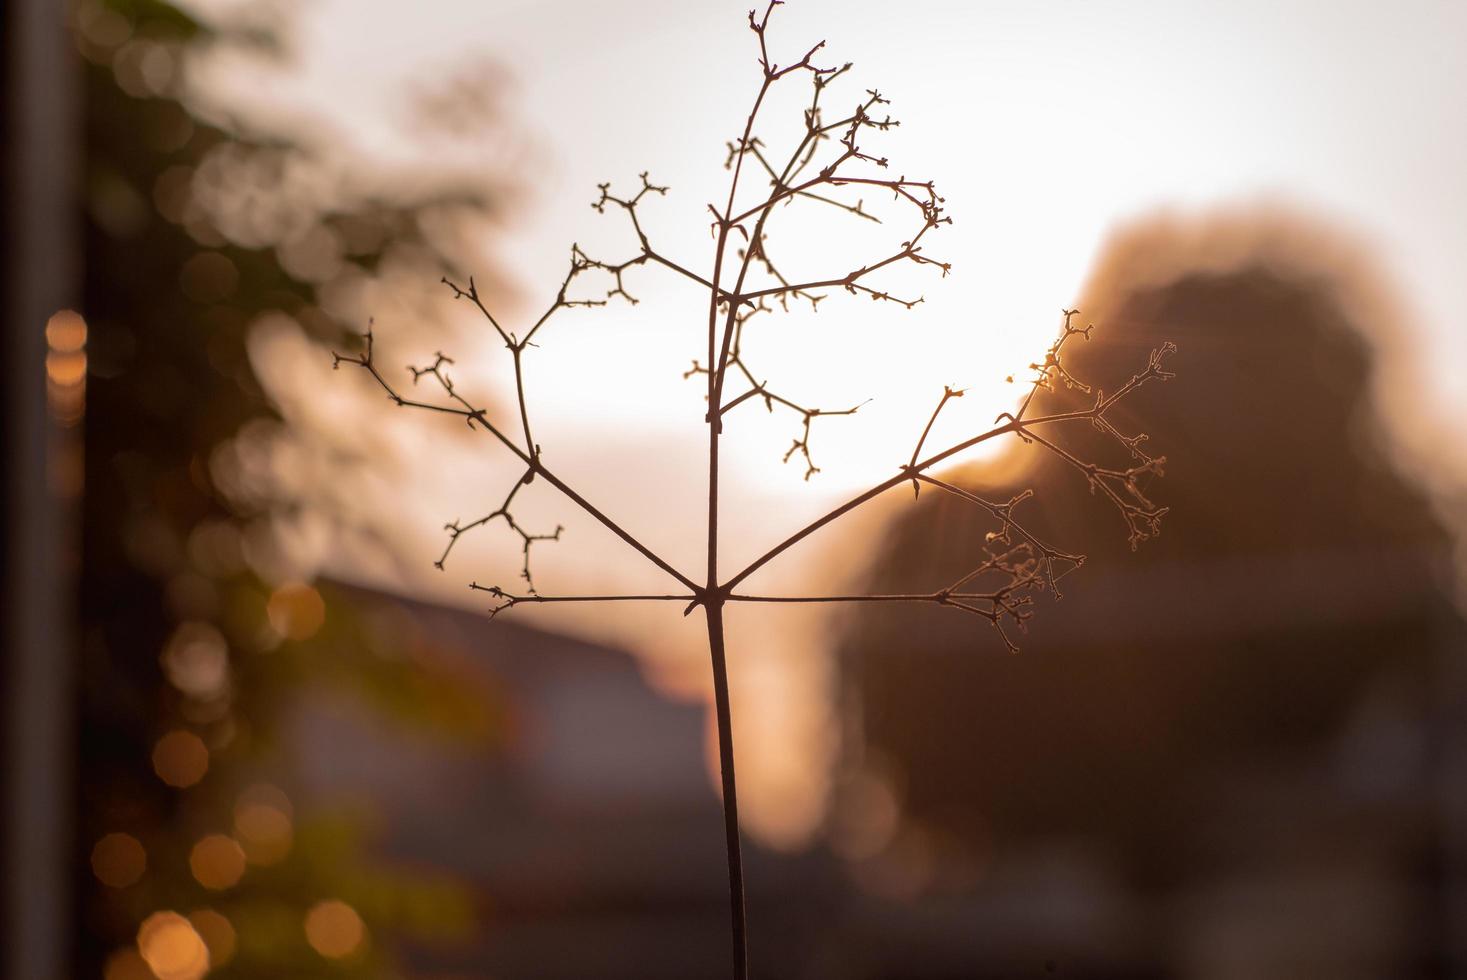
top-left (180, 0), bottom-right (1467, 844)
top-left (191, 0), bottom-right (1467, 422)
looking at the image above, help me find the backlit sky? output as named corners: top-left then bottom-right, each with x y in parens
top-left (194, 0), bottom-right (1467, 427)
top-left (184, 0), bottom-right (1467, 844)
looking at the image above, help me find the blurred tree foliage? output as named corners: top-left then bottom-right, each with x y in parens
top-left (836, 263), bottom-right (1454, 890)
top-left (75, 1), bottom-right (515, 975)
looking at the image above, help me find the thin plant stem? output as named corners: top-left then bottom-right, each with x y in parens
top-left (705, 600), bottom-right (747, 979)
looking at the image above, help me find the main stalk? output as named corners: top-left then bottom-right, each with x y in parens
top-left (706, 205), bottom-right (750, 980)
top-left (705, 595), bottom-right (747, 979)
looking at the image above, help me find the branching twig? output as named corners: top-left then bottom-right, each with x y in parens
top-left (332, 318), bottom-right (697, 594)
top-left (331, 8), bottom-right (1176, 978)
top-left (469, 584), bottom-right (696, 619)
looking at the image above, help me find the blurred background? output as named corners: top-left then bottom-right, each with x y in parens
top-left (4, 0), bottom-right (1467, 977)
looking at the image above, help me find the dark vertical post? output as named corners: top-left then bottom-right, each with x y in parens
top-left (2, 0), bottom-right (78, 977)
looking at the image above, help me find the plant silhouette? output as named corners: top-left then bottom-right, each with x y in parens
top-left (334, 4), bottom-right (1176, 976)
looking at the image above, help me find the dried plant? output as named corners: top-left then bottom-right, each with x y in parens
top-left (333, 4), bottom-right (1175, 976)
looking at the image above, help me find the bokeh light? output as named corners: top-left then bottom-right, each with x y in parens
top-left (265, 583), bottom-right (325, 641)
top-left (45, 308), bottom-right (87, 352)
top-left (188, 834), bottom-right (246, 891)
top-left (136, 911), bottom-right (210, 980)
top-left (44, 349), bottom-right (86, 386)
top-left (151, 730), bottom-right (210, 788)
top-left (187, 909), bottom-right (237, 970)
top-left (75, 1), bottom-right (131, 49)
top-left (160, 621), bottom-right (231, 701)
top-left (102, 948), bottom-right (155, 980)
top-left (233, 784), bottom-right (294, 865)
top-left (45, 309), bottom-right (87, 428)
top-left (90, 832), bottom-right (146, 889)
top-left (304, 899), bottom-right (366, 959)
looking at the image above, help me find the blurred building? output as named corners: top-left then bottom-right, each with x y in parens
top-left (829, 219), bottom-right (1467, 979)
top-left (298, 584), bottom-right (840, 980)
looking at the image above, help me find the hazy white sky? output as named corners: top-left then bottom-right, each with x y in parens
top-left (188, 0), bottom-right (1467, 844)
top-left (196, 0), bottom-right (1467, 429)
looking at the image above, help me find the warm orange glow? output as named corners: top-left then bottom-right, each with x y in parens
top-left (266, 583), bottom-right (326, 641)
top-left (188, 834), bottom-right (246, 891)
top-left (45, 312), bottom-right (88, 425)
top-left (102, 948), bottom-right (154, 980)
top-left (91, 832), bottom-right (146, 889)
top-left (304, 899), bottom-right (366, 959)
top-left (45, 350), bottom-right (86, 386)
top-left (45, 309), bottom-right (87, 352)
top-left (46, 379), bottom-right (86, 428)
top-left (234, 784), bottom-right (294, 865)
top-left (136, 911), bottom-right (209, 980)
top-left (45, 310), bottom-right (88, 427)
top-left (187, 909), bottom-right (237, 969)
top-left (151, 730), bottom-right (210, 788)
